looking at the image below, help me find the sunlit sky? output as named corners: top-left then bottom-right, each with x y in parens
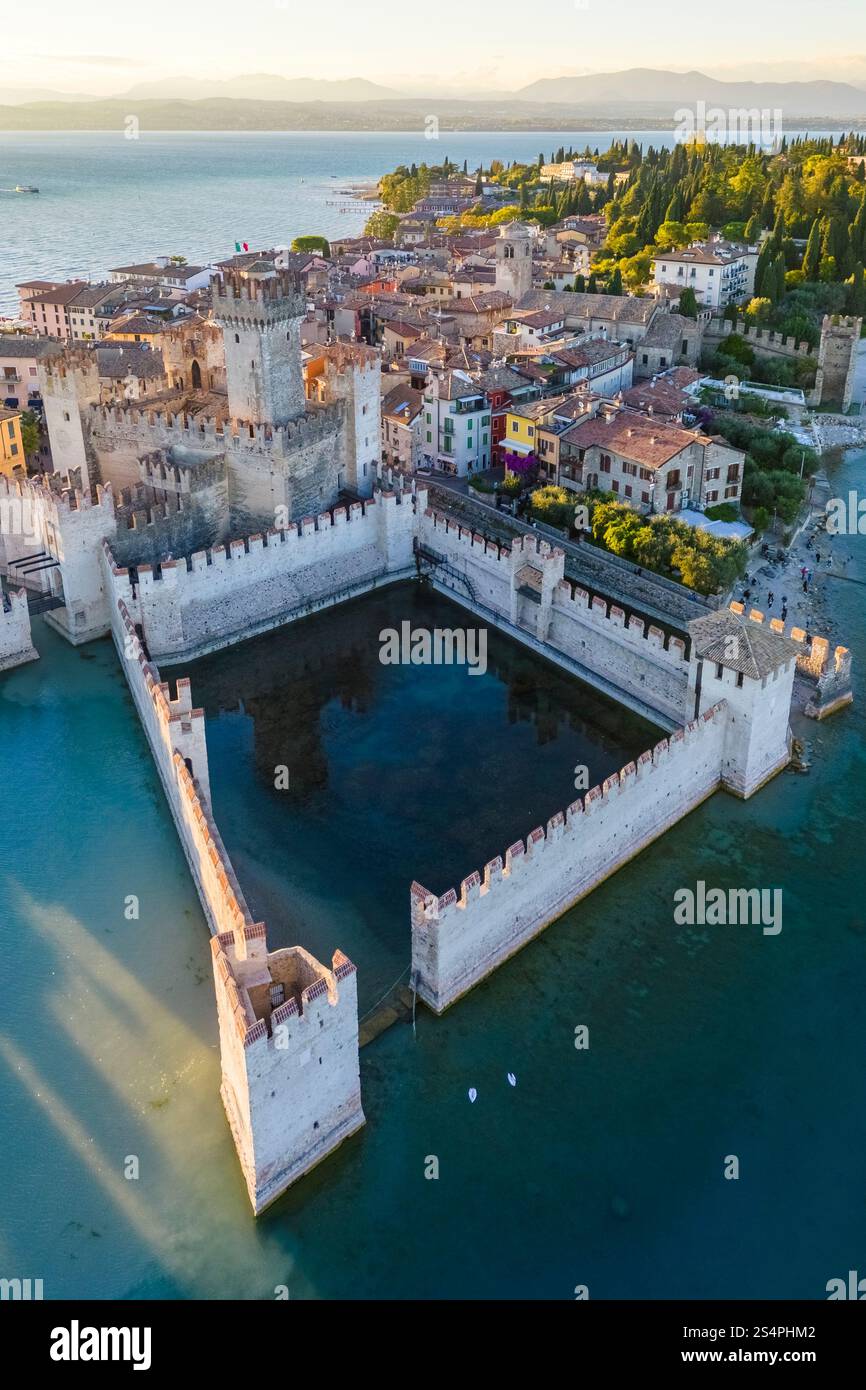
top-left (3, 0), bottom-right (866, 95)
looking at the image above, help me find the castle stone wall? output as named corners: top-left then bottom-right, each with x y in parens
top-left (106, 488), bottom-right (422, 662)
top-left (419, 508), bottom-right (691, 725)
top-left (108, 589), bottom-right (363, 1213)
top-left (411, 707), bottom-right (727, 1013)
top-left (0, 589), bottom-right (38, 672)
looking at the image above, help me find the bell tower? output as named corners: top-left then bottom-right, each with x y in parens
top-left (212, 263), bottom-right (306, 425)
top-left (495, 221), bottom-right (534, 301)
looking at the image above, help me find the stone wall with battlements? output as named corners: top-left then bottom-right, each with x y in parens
top-left (88, 398), bottom-right (345, 528)
top-left (103, 487), bottom-right (423, 663)
top-left (419, 508), bottom-right (691, 725)
top-left (727, 601), bottom-right (853, 720)
top-left (411, 705), bottom-right (728, 1013)
top-left (0, 589), bottom-right (38, 672)
top-left (108, 591), bottom-right (363, 1213)
top-left (0, 472), bottom-right (117, 643)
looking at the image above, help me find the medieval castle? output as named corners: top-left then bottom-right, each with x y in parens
top-left (0, 261), bottom-right (853, 1213)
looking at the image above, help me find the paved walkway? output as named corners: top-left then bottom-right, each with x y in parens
top-left (732, 504), bottom-right (857, 644)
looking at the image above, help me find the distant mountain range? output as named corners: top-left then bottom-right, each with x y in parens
top-left (516, 67), bottom-right (866, 114)
top-left (0, 74), bottom-right (401, 106)
top-left (2, 67), bottom-right (866, 129)
top-left (119, 74), bottom-right (402, 103)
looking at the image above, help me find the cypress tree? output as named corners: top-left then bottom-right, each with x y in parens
top-left (801, 217), bottom-right (821, 280)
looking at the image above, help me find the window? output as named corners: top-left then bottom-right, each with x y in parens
top-left (736, 672), bottom-right (745, 688)
top-left (624, 484), bottom-right (632, 498)
top-left (234, 334), bottom-right (240, 343)
top-left (600, 454), bottom-right (611, 473)
top-left (716, 663), bottom-right (724, 679)
top-left (724, 484), bottom-right (738, 498)
top-left (641, 353), bottom-right (648, 365)
top-left (63, 411), bottom-right (70, 422)
top-left (426, 431), bottom-right (431, 443)
top-left (482, 415), bottom-right (491, 426)
top-left (642, 491), bottom-right (650, 504)
top-left (611, 480), bottom-right (619, 493)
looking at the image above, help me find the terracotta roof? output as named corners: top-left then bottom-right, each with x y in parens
top-left (382, 383), bottom-right (424, 421)
top-left (560, 410), bottom-right (697, 469)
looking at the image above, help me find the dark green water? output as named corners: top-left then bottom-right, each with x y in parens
top-left (180, 584), bottom-right (661, 1016)
top-left (1, 450), bottom-right (865, 1300)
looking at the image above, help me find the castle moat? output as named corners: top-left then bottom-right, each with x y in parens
top-left (179, 582), bottom-right (662, 1016)
top-left (1, 449), bottom-right (865, 1298)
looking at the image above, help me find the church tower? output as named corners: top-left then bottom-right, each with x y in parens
top-left (212, 263), bottom-right (306, 425)
top-left (495, 222), bottom-right (534, 302)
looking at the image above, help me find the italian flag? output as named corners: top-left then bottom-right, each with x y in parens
top-left (234, 241), bottom-right (249, 252)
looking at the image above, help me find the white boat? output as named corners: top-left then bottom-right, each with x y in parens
top-left (14, 185), bottom-right (39, 194)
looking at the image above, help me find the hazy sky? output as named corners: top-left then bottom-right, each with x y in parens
top-left (4, 0), bottom-right (866, 94)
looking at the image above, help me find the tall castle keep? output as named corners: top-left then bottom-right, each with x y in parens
top-left (35, 262), bottom-right (382, 550)
top-left (212, 262), bottom-right (306, 425)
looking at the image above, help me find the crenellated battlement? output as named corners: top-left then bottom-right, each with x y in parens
top-left (89, 396), bottom-right (343, 455)
top-left (39, 346), bottom-right (101, 387)
top-left (555, 577), bottom-right (688, 664)
top-left (212, 265), bottom-right (305, 321)
top-left (411, 703), bottom-right (728, 1012)
top-left (728, 600), bottom-right (853, 716)
top-left (0, 469), bottom-right (114, 520)
top-left (0, 587), bottom-right (39, 672)
top-left (412, 705), bottom-right (723, 930)
top-left (102, 485), bottom-right (421, 661)
top-left (728, 600), bottom-right (851, 684)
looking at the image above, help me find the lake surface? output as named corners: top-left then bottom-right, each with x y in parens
top-left (1, 446), bottom-right (865, 1299)
top-left (0, 128), bottom-right (846, 315)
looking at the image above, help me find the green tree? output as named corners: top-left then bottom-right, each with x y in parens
top-left (290, 235), bottom-right (331, 256)
top-left (19, 410), bottom-right (40, 457)
top-left (363, 210), bottom-right (400, 239)
top-left (678, 286), bottom-right (699, 319)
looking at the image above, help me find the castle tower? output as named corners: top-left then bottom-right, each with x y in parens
top-left (38, 350), bottom-right (101, 492)
top-left (307, 343), bottom-right (381, 498)
top-left (211, 931), bottom-right (364, 1214)
top-left (687, 606), bottom-right (796, 797)
top-left (211, 264), bottom-right (306, 425)
top-left (816, 314), bottom-right (862, 410)
top-left (495, 222), bottom-right (534, 302)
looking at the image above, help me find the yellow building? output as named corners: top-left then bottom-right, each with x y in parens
top-left (0, 407), bottom-right (24, 476)
top-left (501, 405), bottom-right (539, 468)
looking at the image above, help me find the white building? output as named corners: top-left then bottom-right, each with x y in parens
top-left (540, 160), bottom-right (610, 186)
top-left (421, 371), bottom-right (492, 477)
top-left (652, 238), bottom-right (758, 309)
